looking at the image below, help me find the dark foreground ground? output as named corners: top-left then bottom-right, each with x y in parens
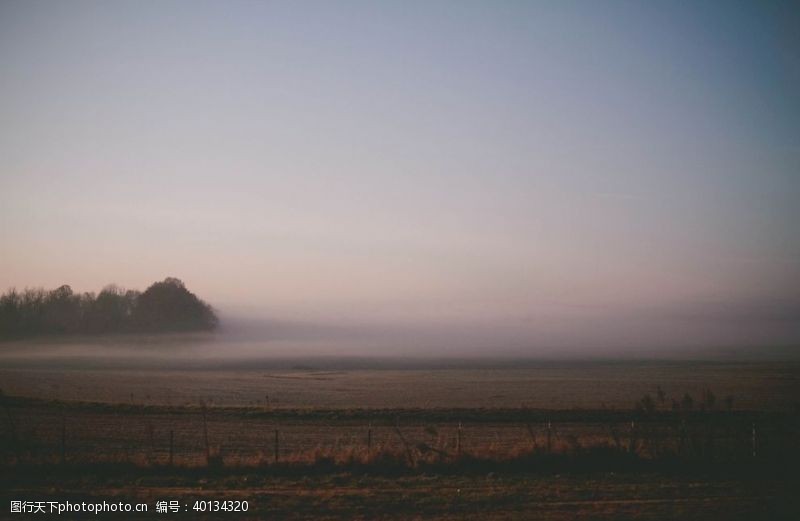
top-left (3, 466), bottom-right (798, 520)
top-left (1, 359), bottom-right (798, 519)
top-left (2, 396), bottom-right (799, 520)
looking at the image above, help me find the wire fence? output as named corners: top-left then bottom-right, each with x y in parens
top-left (3, 400), bottom-right (798, 468)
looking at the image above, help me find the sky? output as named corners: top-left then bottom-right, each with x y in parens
top-left (1, 0), bottom-right (799, 354)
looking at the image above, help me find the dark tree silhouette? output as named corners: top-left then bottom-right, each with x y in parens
top-left (133, 278), bottom-right (217, 332)
top-left (0, 278), bottom-right (217, 339)
top-left (87, 285), bottom-right (138, 333)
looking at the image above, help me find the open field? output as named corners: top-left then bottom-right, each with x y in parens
top-left (2, 361), bottom-right (799, 519)
top-left (1, 360), bottom-right (799, 410)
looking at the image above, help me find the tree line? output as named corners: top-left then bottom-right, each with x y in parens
top-left (0, 277), bottom-right (218, 339)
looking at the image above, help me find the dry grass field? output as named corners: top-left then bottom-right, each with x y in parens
top-left (1, 361), bottom-right (799, 519)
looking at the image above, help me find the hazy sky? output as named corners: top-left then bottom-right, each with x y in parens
top-left (1, 1), bottom-right (799, 351)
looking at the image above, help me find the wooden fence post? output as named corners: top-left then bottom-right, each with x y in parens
top-left (60, 416), bottom-right (66, 465)
top-left (201, 404), bottom-right (210, 464)
top-left (751, 422), bottom-right (757, 458)
top-left (456, 422), bottom-right (462, 456)
top-left (393, 423), bottom-right (414, 466)
top-left (274, 429), bottom-right (279, 463)
top-left (679, 419), bottom-right (686, 456)
top-left (526, 424), bottom-right (536, 450)
top-left (629, 420), bottom-right (636, 454)
top-left (147, 422), bottom-right (155, 463)
top-left (546, 420), bottom-right (552, 453)
top-left (367, 422), bottom-right (372, 455)
top-left (168, 430), bottom-right (174, 466)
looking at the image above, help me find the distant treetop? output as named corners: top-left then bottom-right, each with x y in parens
top-left (0, 277), bottom-right (218, 339)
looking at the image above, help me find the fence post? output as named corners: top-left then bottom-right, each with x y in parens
top-left (525, 424), bottom-right (537, 450)
top-left (367, 422), bottom-right (372, 455)
top-left (274, 429), bottom-right (279, 463)
top-left (629, 420), bottom-right (636, 454)
top-left (169, 430), bottom-right (174, 466)
top-left (546, 420), bottom-right (552, 453)
top-left (147, 422), bottom-right (155, 463)
top-left (679, 419), bottom-right (686, 456)
top-left (751, 422), bottom-right (757, 458)
top-left (456, 422), bottom-right (462, 456)
top-left (394, 424), bottom-right (414, 466)
top-left (60, 416), bottom-right (66, 465)
top-left (201, 404), bottom-right (210, 464)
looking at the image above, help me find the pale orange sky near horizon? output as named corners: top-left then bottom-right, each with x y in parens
top-left (1, 1), bottom-right (799, 351)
